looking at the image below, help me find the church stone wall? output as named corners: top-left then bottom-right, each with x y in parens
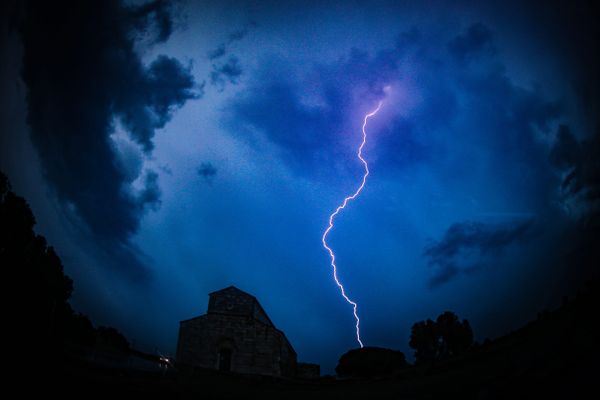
top-left (176, 287), bottom-right (298, 377)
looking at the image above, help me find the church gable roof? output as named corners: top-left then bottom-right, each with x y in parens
top-left (207, 286), bottom-right (275, 328)
top-left (209, 285), bottom-right (253, 298)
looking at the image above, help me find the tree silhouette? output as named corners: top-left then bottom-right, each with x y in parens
top-left (409, 318), bottom-right (438, 364)
top-left (409, 311), bottom-right (473, 364)
top-left (1, 171), bottom-right (73, 352)
top-left (1, 170), bottom-right (129, 357)
top-left (436, 311), bottom-right (473, 359)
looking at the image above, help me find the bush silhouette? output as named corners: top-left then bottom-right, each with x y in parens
top-left (336, 347), bottom-right (408, 378)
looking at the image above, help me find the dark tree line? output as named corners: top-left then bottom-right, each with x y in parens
top-left (409, 311), bottom-right (473, 364)
top-left (1, 171), bottom-right (129, 357)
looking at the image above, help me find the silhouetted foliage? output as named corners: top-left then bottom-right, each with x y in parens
top-left (1, 170), bottom-right (130, 357)
top-left (408, 318), bottom-right (438, 363)
top-left (409, 311), bottom-right (473, 364)
top-left (1, 171), bottom-right (74, 352)
top-left (336, 347), bottom-right (408, 378)
top-left (65, 312), bottom-right (96, 347)
top-left (95, 326), bottom-right (130, 354)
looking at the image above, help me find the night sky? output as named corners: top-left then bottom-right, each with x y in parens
top-left (1, 0), bottom-right (598, 373)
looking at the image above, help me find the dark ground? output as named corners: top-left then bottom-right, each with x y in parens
top-left (34, 280), bottom-right (599, 399)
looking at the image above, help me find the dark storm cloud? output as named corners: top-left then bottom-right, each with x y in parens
top-left (227, 23), bottom-right (560, 182)
top-left (524, 0), bottom-right (599, 121)
top-left (228, 24), bottom-right (255, 42)
top-left (526, 0), bottom-right (599, 218)
top-left (230, 74), bottom-right (348, 173)
top-left (207, 45), bottom-right (226, 60)
top-left (226, 46), bottom-right (405, 174)
top-left (129, 0), bottom-right (173, 43)
top-left (541, 2), bottom-right (600, 239)
top-left (19, 0), bottom-right (200, 280)
top-left (118, 54), bottom-right (200, 152)
top-left (424, 220), bottom-right (535, 287)
top-left (550, 125), bottom-right (600, 204)
top-left (197, 162), bottom-right (217, 184)
top-left (207, 21), bottom-right (256, 60)
top-left (210, 56), bottom-right (243, 90)
top-left (207, 22), bottom-right (257, 90)
top-left (138, 171), bottom-right (161, 211)
top-left (448, 23), bottom-right (495, 62)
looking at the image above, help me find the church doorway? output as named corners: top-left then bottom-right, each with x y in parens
top-left (218, 348), bottom-right (232, 371)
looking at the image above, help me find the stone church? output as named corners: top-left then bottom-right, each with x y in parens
top-left (176, 286), bottom-right (317, 377)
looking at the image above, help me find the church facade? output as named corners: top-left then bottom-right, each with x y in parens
top-left (176, 286), bottom-right (300, 377)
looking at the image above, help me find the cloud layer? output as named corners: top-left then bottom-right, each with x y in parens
top-left (19, 0), bottom-right (199, 279)
top-left (227, 23), bottom-right (561, 188)
top-left (424, 220), bottom-right (534, 287)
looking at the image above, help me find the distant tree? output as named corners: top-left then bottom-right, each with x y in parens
top-left (435, 311), bottom-right (473, 359)
top-left (409, 318), bottom-right (438, 364)
top-left (1, 170), bottom-right (73, 351)
top-left (95, 326), bottom-right (130, 354)
top-left (336, 347), bottom-right (408, 378)
top-left (409, 311), bottom-right (473, 364)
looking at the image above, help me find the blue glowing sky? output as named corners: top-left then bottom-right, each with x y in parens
top-left (1, 0), bottom-right (598, 373)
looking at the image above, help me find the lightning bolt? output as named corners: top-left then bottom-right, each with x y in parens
top-left (322, 101), bottom-right (383, 348)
